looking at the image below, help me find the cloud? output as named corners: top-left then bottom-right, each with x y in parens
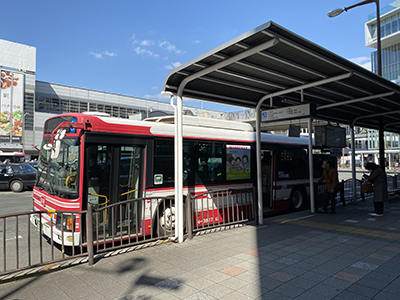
top-left (159, 41), bottom-right (184, 54)
top-left (89, 51), bottom-right (117, 59)
top-left (165, 62), bottom-right (182, 70)
top-left (349, 56), bottom-right (371, 71)
top-left (194, 40), bottom-right (201, 44)
top-left (143, 92), bottom-right (170, 101)
top-left (140, 40), bottom-right (154, 46)
top-left (134, 47), bottom-right (160, 58)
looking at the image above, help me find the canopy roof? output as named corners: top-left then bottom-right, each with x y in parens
top-left (163, 21), bottom-right (400, 132)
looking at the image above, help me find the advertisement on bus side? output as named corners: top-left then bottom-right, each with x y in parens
top-left (226, 145), bottom-right (251, 180)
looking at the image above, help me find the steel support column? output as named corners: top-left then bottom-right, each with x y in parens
top-left (308, 118), bottom-right (315, 213)
top-left (379, 117), bottom-right (385, 171)
top-left (351, 125), bottom-right (357, 203)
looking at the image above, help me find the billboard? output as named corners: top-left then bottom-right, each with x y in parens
top-left (226, 145), bottom-right (251, 180)
top-left (0, 70), bottom-right (24, 143)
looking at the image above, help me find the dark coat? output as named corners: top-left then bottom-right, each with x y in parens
top-left (367, 168), bottom-right (388, 203)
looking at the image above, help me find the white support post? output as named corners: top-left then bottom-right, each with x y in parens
top-left (308, 118), bottom-right (315, 213)
top-left (256, 106), bottom-right (263, 225)
top-left (351, 126), bottom-right (357, 203)
top-left (176, 95), bottom-right (184, 243)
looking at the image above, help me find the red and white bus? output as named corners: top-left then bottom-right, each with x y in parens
top-left (31, 112), bottom-right (328, 246)
top-left (0, 151), bottom-right (25, 163)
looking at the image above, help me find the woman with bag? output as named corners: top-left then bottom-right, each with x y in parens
top-left (363, 162), bottom-right (388, 216)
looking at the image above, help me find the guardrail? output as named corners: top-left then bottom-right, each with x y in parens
top-left (331, 174), bottom-right (400, 205)
top-left (1, 210), bottom-right (87, 277)
top-left (186, 189), bottom-right (255, 239)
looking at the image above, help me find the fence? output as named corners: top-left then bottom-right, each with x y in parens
top-left (186, 189), bottom-right (255, 239)
top-left (1, 210), bottom-right (87, 277)
top-left (332, 174), bottom-right (400, 205)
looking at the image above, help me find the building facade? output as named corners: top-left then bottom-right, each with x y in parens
top-left (365, 0), bottom-right (400, 82)
top-left (0, 39), bottom-right (225, 159)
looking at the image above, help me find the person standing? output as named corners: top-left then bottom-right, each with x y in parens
top-left (317, 160), bottom-right (339, 214)
top-left (363, 162), bottom-right (387, 216)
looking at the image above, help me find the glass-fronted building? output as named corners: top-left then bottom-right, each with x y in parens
top-left (365, 0), bottom-right (400, 82)
top-left (0, 39), bottom-right (224, 159)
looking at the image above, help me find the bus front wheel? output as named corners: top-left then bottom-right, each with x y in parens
top-left (157, 205), bottom-right (186, 237)
top-left (290, 187), bottom-right (305, 211)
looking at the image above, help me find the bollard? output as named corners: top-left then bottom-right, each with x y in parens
top-left (87, 204), bottom-right (94, 266)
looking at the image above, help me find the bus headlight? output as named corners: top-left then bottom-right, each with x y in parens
top-left (60, 215), bottom-right (75, 232)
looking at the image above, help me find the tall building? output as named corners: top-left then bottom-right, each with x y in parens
top-left (0, 39), bottom-right (233, 159)
top-left (365, 0), bottom-right (400, 84)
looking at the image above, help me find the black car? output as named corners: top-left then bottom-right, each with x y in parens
top-left (0, 163), bottom-right (37, 192)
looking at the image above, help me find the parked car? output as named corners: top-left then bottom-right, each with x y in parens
top-left (0, 163), bottom-right (37, 192)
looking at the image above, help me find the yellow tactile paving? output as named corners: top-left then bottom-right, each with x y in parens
top-left (272, 218), bottom-right (400, 241)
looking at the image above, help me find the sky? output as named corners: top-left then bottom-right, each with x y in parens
top-left (1, 0), bottom-right (393, 113)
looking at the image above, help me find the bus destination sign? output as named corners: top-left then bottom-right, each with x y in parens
top-left (261, 103), bottom-right (314, 122)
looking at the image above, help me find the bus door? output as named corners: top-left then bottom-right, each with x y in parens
top-left (86, 143), bottom-right (144, 240)
top-left (261, 150), bottom-right (273, 211)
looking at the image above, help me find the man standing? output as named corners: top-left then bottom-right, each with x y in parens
top-left (317, 160), bottom-right (339, 214)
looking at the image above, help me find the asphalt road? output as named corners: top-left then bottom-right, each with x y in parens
top-left (0, 190), bottom-right (33, 216)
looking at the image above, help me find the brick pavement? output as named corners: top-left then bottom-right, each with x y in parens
top-left (1, 196), bottom-right (400, 300)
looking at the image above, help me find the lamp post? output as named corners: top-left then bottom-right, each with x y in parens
top-left (328, 0), bottom-right (382, 76)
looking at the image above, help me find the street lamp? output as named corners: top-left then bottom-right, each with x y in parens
top-left (328, 0), bottom-right (382, 76)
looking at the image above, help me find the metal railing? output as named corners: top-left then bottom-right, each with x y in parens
top-left (1, 210), bottom-right (87, 277)
top-left (1, 196), bottom-right (176, 276)
top-left (86, 196), bottom-right (175, 265)
top-left (186, 189), bottom-right (255, 239)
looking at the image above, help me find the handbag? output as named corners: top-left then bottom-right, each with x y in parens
top-left (334, 181), bottom-right (344, 194)
top-left (361, 182), bottom-right (374, 194)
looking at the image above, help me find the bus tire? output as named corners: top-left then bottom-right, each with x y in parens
top-left (290, 187), bottom-right (305, 211)
top-left (10, 180), bottom-right (24, 192)
top-left (156, 203), bottom-right (186, 237)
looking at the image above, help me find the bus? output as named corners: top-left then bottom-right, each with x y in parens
top-left (31, 112), bottom-right (328, 246)
top-left (0, 151), bottom-right (25, 163)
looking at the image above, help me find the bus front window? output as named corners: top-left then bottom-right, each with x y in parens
top-left (37, 138), bottom-right (80, 199)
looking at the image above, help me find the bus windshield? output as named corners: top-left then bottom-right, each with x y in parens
top-left (36, 137), bottom-right (80, 199)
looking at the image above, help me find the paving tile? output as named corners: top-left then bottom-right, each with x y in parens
top-left (273, 283), bottom-right (306, 298)
top-left (244, 249), bottom-right (265, 256)
top-left (276, 257), bottom-right (299, 265)
top-left (351, 261), bottom-right (379, 271)
top-left (155, 278), bottom-right (182, 291)
top-left (333, 271), bottom-right (363, 283)
top-left (268, 271), bottom-right (296, 283)
top-left (346, 283), bottom-right (380, 298)
top-left (368, 253), bottom-right (392, 261)
top-left (373, 291), bottom-right (400, 300)
top-left (236, 283), bottom-right (268, 298)
top-left (257, 290), bottom-right (293, 300)
top-left (382, 246), bottom-right (400, 253)
top-left (203, 283), bottom-right (233, 298)
top-left (182, 291), bottom-right (216, 300)
top-left (287, 276), bottom-right (318, 290)
top-left (218, 266), bottom-right (246, 277)
top-left (219, 276), bottom-right (250, 291)
top-left (294, 289), bottom-right (333, 300)
top-left (307, 282), bottom-right (344, 298)
top-left (259, 276), bottom-right (283, 290)
top-left (332, 290), bottom-right (372, 300)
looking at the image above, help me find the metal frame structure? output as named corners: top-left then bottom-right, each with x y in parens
top-left (163, 21), bottom-right (400, 242)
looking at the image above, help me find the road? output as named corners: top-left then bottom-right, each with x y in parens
top-left (0, 190), bottom-right (33, 216)
top-left (338, 169), bottom-right (399, 181)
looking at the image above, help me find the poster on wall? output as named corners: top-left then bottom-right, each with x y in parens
top-left (0, 70), bottom-right (24, 143)
top-left (226, 145), bottom-right (251, 180)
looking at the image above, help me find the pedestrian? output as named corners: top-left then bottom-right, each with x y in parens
top-left (363, 162), bottom-right (387, 216)
top-left (317, 160), bottom-right (339, 214)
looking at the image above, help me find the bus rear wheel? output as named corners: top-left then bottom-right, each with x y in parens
top-left (290, 187), bottom-right (305, 211)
